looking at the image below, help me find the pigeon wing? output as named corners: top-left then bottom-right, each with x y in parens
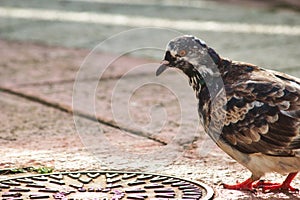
top-left (221, 63), bottom-right (300, 156)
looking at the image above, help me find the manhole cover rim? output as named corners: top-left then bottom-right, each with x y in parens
top-left (0, 170), bottom-right (214, 200)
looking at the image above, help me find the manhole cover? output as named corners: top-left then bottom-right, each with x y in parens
top-left (0, 171), bottom-right (214, 199)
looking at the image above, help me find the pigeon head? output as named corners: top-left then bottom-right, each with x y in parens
top-left (156, 35), bottom-right (221, 77)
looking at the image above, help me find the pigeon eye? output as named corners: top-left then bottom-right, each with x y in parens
top-left (179, 50), bottom-right (186, 57)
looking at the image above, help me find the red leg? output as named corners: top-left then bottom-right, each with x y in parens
top-left (223, 178), bottom-right (256, 191)
top-left (254, 172), bottom-right (299, 192)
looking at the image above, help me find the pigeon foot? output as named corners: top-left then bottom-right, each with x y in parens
top-left (223, 178), bottom-right (255, 191)
top-left (253, 172), bottom-right (299, 193)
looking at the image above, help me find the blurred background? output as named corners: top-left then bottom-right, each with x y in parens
top-left (0, 0), bottom-right (299, 75)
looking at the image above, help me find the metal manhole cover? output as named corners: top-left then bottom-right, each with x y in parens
top-left (0, 171), bottom-right (214, 200)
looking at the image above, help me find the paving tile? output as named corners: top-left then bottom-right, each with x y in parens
top-left (0, 92), bottom-right (163, 171)
top-left (0, 39), bottom-right (202, 151)
top-left (8, 71), bottom-right (201, 145)
top-left (0, 39), bottom-right (155, 86)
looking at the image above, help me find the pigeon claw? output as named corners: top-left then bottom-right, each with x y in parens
top-left (253, 180), bottom-right (299, 193)
top-left (223, 173), bottom-right (299, 193)
top-left (222, 178), bottom-right (255, 191)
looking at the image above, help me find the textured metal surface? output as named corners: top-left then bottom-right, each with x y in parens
top-left (0, 171), bottom-right (214, 199)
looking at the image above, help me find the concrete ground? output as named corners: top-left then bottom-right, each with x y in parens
top-left (0, 0), bottom-right (300, 199)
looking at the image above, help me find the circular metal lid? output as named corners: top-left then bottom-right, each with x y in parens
top-left (0, 171), bottom-right (214, 199)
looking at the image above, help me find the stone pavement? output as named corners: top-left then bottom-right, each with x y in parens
top-left (1, 0), bottom-right (300, 199)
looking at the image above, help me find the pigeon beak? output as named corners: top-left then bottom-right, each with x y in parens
top-left (156, 60), bottom-right (170, 76)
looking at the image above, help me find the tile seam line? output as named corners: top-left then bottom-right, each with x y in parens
top-left (0, 85), bottom-right (167, 145)
top-left (7, 72), bottom-right (155, 88)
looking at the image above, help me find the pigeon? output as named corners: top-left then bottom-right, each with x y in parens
top-left (156, 35), bottom-right (300, 192)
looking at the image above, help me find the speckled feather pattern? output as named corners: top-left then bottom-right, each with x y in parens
top-left (157, 35), bottom-right (300, 180)
top-left (218, 60), bottom-right (300, 156)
